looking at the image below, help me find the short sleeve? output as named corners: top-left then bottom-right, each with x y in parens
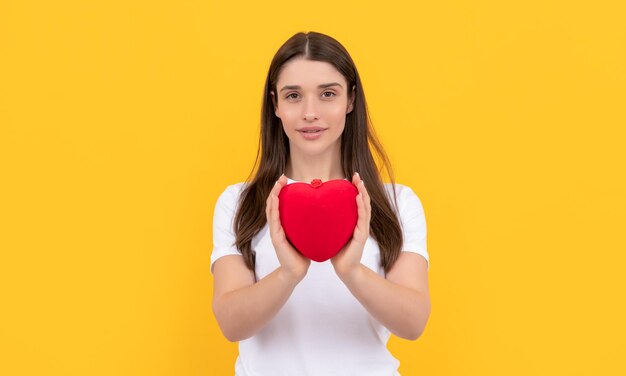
top-left (210, 184), bottom-right (244, 274)
top-left (398, 185), bottom-right (430, 270)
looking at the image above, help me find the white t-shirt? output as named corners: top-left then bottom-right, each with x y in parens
top-left (210, 177), bottom-right (429, 376)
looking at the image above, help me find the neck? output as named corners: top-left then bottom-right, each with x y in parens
top-left (285, 144), bottom-right (344, 182)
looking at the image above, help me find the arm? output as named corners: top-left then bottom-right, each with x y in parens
top-left (337, 252), bottom-right (431, 340)
top-left (331, 173), bottom-right (431, 340)
top-left (212, 255), bottom-right (302, 342)
top-left (211, 175), bottom-right (310, 342)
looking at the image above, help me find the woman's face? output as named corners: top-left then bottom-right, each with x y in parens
top-left (271, 57), bottom-right (354, 155)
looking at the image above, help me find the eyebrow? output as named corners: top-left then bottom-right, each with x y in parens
top-left (279, 82), bottom-right (343, 93)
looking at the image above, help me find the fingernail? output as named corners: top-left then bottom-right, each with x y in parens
top-left (355, 172), bottom-right (360, 178)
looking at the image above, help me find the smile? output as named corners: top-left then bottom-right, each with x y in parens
top-left (298, 129), bottom-right (326, 139)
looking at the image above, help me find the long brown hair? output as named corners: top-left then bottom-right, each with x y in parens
top-left (234, 31), bottom-right (404, 276)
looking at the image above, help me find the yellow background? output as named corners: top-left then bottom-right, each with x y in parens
top-left (1, 1), bottom-right (625, 374)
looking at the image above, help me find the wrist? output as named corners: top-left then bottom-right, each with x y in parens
top-left (277, 266), bottom-right (305, 286)
top-left (337, 263), bottom-right (365, 286)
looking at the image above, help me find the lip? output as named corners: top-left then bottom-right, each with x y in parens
top-left (299, 128), bottom-right (326, 140)
top-left (298, 126), bottom-right (327, 132)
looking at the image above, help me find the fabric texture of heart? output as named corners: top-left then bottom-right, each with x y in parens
top-left (278, 179), bottom-right (359, 262)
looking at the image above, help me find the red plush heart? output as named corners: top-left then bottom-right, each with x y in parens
top-left (278, 179), bottom-right (359, 262)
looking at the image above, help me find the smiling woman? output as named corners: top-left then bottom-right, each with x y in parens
top-left (210, 31), bottom-right (430, 375)
top-left (272, 59), bottom-right (354, 149)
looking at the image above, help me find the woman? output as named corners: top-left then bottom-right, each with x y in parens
top-left (211, 31), bottom-right (431, 375)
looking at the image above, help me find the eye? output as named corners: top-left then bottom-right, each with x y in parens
top-left (286, 93), bottom-right (299, 100)
top-left (322, 91), bottom-right (336, 98)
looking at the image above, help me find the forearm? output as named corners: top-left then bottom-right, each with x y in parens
top-left (214, 267), bottom-right (300, 342)
top-left (339, 264), bottom-right (431, 340)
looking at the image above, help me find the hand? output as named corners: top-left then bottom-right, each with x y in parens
top-left (331, 172), bottom-right (371, 280)
top-left (266, 174), bottom-right (311, 283)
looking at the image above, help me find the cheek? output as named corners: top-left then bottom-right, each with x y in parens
top-left (326, 104), bottom-right (348, 125)
top-left (278, 107), bottom-right (301, 126)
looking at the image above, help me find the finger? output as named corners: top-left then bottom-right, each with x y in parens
top-left (353, 172), bottom-right (371, 216)
top-left (266, 202), bottom-right (274, 239)
top-left (269, 194), bottom-right (277, 232)
top-left (270, 194), bottom-right (284, 238)
top-left (268, 175), bottom-right (287, 234)
top-left (267, 178), bottom-right (281, 221)
top-left (354, 193), bottom-right (369, 239)
top-left (352, 173), bottom-right (367, 207)
top-left (352, 173), bottom-right (365, 217)
top-left (272, 174), bottom-right (287, 197)
top-left (360, 180), bottom-right (371, 216)
top-left (354, 172), bottom-right (365, 195)
top-left (272, 175), bottom-right (289, 216)
top-left (356, 192), bottom-right (366, 224)
top-left (275, 195), bottom-right (288, 245)
top-left (354, 172), bottom-right (371, 221)
top-left (352, 172), bottom-right (359, 186)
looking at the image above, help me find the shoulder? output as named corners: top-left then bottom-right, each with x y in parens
top-left (383, 181), bottom-right (412, 196)
top-left (221, 181), bottom-right (248, 196)
top-left (383, 181), bottom-right (423, 203)
top-left (215, 182), bottom-right (249, 209)
top-left (382, 182), bottom-right (425, 214)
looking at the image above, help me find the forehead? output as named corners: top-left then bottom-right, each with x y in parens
top-left (277, 58), bottom-right (346, 88)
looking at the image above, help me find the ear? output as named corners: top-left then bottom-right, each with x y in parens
top-left (346, 85), bottom-right (356, 114)
top-left (270, 91), bottom-right (280, 118)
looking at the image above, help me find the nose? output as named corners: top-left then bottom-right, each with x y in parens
top-left (303, 97), bottom-right (319, 121)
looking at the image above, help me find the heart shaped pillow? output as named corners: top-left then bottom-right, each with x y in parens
top-left (278, 178), bottom-right (359, 262)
